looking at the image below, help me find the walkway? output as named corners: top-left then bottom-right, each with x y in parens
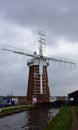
top-left (71, 106), bottom-right (78, 130)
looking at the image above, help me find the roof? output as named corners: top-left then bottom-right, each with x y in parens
top-left (68, 90), bottom-right (78, 97)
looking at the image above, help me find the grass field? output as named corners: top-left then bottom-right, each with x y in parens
top-left (75, 106), bottom-right (78, 119)
top-left (44, 106), bottom-right (72, 130)
top-left (0, 105), bottom-right (30, 117)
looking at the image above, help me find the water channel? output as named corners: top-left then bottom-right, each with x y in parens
top-left (0, 108), bottom-right (59, 130)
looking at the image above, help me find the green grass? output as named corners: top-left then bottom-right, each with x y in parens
top-left (0, 105), bottom-right (30, 116)
top-left (44, 106), bottom-right (72, 130)
top-left (75, 106), bottom-right (78, 119)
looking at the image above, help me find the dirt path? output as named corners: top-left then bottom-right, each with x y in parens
top-left (71, 106), bottom-right (78, 130)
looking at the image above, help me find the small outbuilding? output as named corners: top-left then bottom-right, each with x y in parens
top-left (68, 90), bottom-right (78, 105)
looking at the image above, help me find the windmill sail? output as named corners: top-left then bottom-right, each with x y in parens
top-left (3, 48), bottom-right (35, 57)
top-left (43, 55), bottom-right (75, 67)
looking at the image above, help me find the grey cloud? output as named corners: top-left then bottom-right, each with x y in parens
top-left (0, 0), bottom-right (78, 42)
top-left (0, 0), bottom-right (78, 96)
top-left (0, 53), bottom-right (28, 96)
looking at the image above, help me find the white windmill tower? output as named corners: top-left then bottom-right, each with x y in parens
top-left (3, 32), bottom-right (75, 104)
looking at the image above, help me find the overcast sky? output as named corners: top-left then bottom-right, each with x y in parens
top-left (0, 0), bottom-right (78, 96)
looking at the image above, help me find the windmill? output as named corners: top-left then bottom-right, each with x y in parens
top-left (3, 32), bottom-right (75, 104)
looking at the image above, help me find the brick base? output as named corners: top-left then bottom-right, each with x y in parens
top-left (27, 65), bottom-right (50, 104)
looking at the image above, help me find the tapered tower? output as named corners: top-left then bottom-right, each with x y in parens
top-left (27, 58), bottom-right (50, 104)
